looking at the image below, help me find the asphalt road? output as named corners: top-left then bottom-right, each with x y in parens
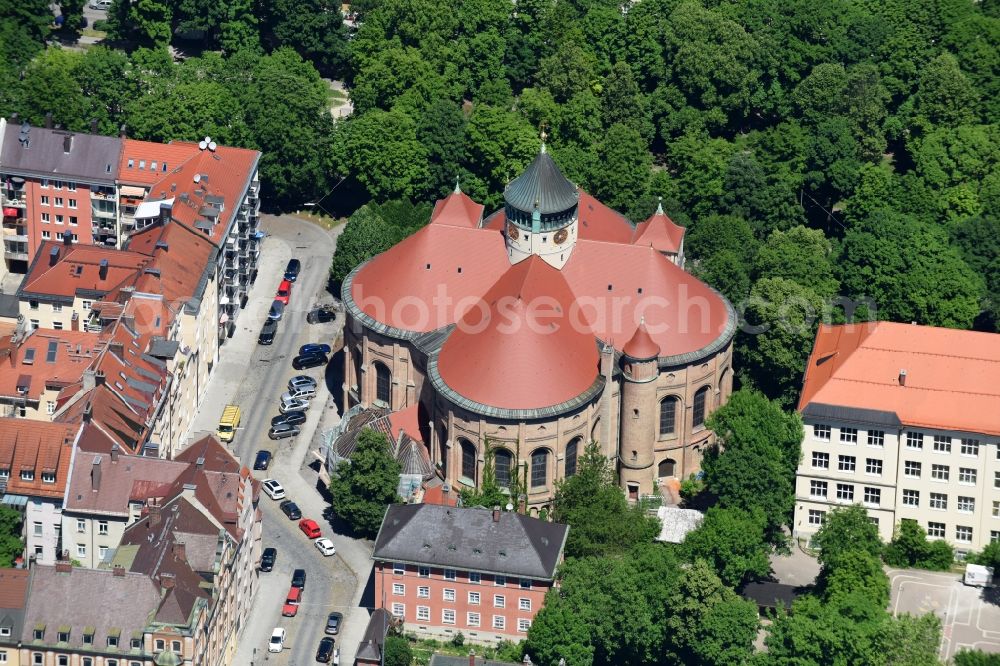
top-left (185, 215), bottom-right (356, 666)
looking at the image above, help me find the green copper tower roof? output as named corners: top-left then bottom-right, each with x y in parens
top-left (503, 147), bottom-right (578, 215)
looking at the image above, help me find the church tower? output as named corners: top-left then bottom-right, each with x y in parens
top-left (618, 319), bottom-right (661, 496)
top-left (502, 145), bottom-right (579, 269)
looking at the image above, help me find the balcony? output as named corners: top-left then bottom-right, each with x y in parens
top-left (90, 189), bottom-right (116, 201)
top-left (92, 206), bottom-right (117, 220)
top-left (2, 192), bottom-right (27, 208)
top-left (3, 227), bottom-right (28, 243)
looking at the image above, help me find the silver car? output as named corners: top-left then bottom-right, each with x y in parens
top-left (288, 375), bottom-right (318, 392)
top-left (279, 395), bottom-right (310, 414)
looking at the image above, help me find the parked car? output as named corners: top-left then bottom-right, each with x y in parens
top-left (279, 500), bottom-right (302, 520)
top-left (299, 518), bottom-right (321, 539)
top-left (268, 628), bottom-right (286, 653)
top-left (269, 423), bottom-right (301, 440)
top-left (316, 637), bottom-right (336, 663)
top-left (283, 386), bottom-right (317, 401)
top-left (261, 479), bottom-right (285, 500)
top-left (253, 450), bottom-right (272, 470)
top-left (307, 305), bottom-right (337, 324)
top-left (282, 586), bottom-right (302, 617)
top-left (315, 537), bottom-right (336, 557)
top-left (268, 300), bottom-right (285, 321)
top-left (260, 547), bottom-right (277, 572)
top-left (271, 411), bottom-right (307, 427)
top-left (292, 568), bottom-right (307, 589)
top-left (275, 279), bottom-right (293, 305)
top-left (288, 375), bottom-right (318, 391)
top-left (292, 353), bottom-right (327, 370)
top-left (258, 319), bottom-right (278, 345)
top-left (284, 258), bottom-right (301, 282)
top-left (88, 0), bottom-right (112, 9)
top-left (325, 612), bottom-right (342, 635)
top-left (279, 395), bottom-right (310, 414)
top-left (299, 344), bottom-right (332, 356)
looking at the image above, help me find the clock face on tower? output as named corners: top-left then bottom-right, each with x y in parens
top-left (507, 222), bottom-right (519, 241)
top-left (554, 228), bottom-right (568, 245)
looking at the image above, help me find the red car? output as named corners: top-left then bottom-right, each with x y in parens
top-left (299, 518), bottom-right (321, 539)
top-left (282, 586), bottom-right (301, 617)
top-left (275, 279), bottom-right (293, 305)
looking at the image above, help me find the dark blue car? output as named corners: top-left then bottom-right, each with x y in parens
top-left (299, 343), bottom-right (332, 356)
top-left (284, 259), bottom-right (301, 282)
top-left (253, 450), bottom-right (272, 470)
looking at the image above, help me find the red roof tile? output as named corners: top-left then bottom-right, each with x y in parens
top-left (437, 256), bottom-right (599, 409)
top-left (632, 203), bottom-right (685, 254)
top-left (20, 241), bottom-right (150, 300)
top-left (0, 329), bottom-right (102, 401)
top-left (126, 220), bottom-right (216, 304)
top-left (0, 568), bottom-right (29, 609)
top-left (0, 419), bottom-right (79, 499)
top-left (799, 322), bottom-right (1000, 436)
top-left (623, 319), bottom-right (660, 359)
top-left (386, 404), bottom-right (422, 444)
top-left (430, 189), bottom-right (484, 228)
top-left (118, 139), bottom-right (201, 187)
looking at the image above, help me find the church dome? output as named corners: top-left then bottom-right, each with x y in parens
top-left (503, 148), bottom-right (579, 229)
top-left (436, 255), bottom-right (599, 411)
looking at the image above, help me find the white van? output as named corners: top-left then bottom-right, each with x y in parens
top-left (964, 563), bottom-right (994, 588)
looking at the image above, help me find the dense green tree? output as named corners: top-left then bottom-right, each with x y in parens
top-left (333, 107), bottom-right (431, 200)
top-left (126, 0), bottom-right (174, 48)
top-left (764, 593), bottom-right (889, 666)
top-left (879, 613), bottom-right (943, 666)
top-left (258, 0), bottom-right (348, 76)
top-left (72, 47), bottom-right (140, 134)
top-left (811, 504), bottom-right (883, 571)
top-left (536, 38), bottom-right (597, 103)
top-left (913, 53), bottom-right (980, 128)
top-left (883, 519), bottom-right (954, 571)
top-left (0, 505), bottom-right (24, 568)
top-left (329, 205), bottom-right (406, 285)
top-left (328, 428), bottom-right (401, 538)
top-left (969, 540), bottom-right (1000, 572)
top-left (911, 124), bottom-right (1000, 221)
top-left (126, 79), bottom-right (249, 144)
top-left (737, 277), bottom-right (826, 406)
top-left (551, 442), bottom-right (660, 559)
top-left (682, 506), bottom-right (772, 588)
top-left (753, 226), bottom-right (839, 297)
top-left (417, 99), bottom-right (467, 199)
top-left (0, 0), bottom-right (51, 54)
top-left (524, 593), bottom-right (596, 666)
top-left (955, 649), bottom-right (1000, 666)
top-left (839, 211), bottom-right (984, 328)
top-left (822, 550), bottom-right (890, 608)
top-left (14, 49), bottom-right (90, 131)
top-left (702, 389), bottom-right (803, 544)
top-left (463, 105), bottom-right (538, 208)
top-left (665, 560), bottom-right (759, 666)
top-left (382, 635), bottom-right (412, 666)
top-left (588, 123), bottom-right (651, 218)
top-left (601, 61), bottom-right (653, 140)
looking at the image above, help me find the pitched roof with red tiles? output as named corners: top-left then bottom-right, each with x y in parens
top-left (0, 329), bottom-right (102, 401)
top-left (386, 404), bottom-right (423, 444)
top-left (145, 143), bottom-right (259, 246)
top-left (798, 322), bottom-right (1000, 436)
top-left (623, 319), bottom-right (660, 360)
top-left (63, 448), bottom-right (188, 516)
top-left (632, 201), bottom-right (685, 254)
top-left (118, 139), bottom-right (201, 187)
top-left (18, 241), bottom-right (151, 302)
top-left (0, 568), bottom-right (29, 610)
top-left (0, 419), bottom-right (79, 499)
top-left (125, 220), bottom-right (217, 306)
top-left (430, 187), bottom-right (484, 228)
top-left (437, 256), bottom-right (600, 410)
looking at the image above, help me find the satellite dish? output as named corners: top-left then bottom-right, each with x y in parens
top-left (208, 141), bottom-right (217, 152)
top-left (505, 503), bottom-right (514, 512)
top-left (198, 140), bottom-right (207, 150)
top-left (204, 136), bottom-right (211, 144)
top-left (193, 174), bottom-right (201, 183)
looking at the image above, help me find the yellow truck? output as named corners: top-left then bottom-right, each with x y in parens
top-left (217, 405), bottom-right (241, 443)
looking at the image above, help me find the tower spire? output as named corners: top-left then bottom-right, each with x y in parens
top-left (454, 176), bottom-right (461, 194)
top-left (655, 196), bottom-right (664, 216)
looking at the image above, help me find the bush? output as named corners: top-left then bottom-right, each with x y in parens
top-left (954, 649), bottom-right (1000, 666)
top-left (93, 19), bottom-right (108, 31)
top-left (450, 632), bottom-right (464, 648)
top-left (884, 519), bottom-right (954, 570)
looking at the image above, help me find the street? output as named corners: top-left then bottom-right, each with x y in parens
top-left (183, 214), bottom-right (375, 666)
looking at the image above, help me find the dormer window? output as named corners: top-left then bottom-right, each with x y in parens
top-left (57, 627), bottom-right (70, 643)
top-left (127, 159), bottom-right (134, 168)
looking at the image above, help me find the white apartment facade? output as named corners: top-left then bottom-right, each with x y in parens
top-left (792, 321), bottom-right (1000, 555)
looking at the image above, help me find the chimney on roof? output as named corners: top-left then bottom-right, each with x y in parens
top-left (149, 505), bottom-right (161, 527)
top-left (98, 258), bottom-right (109, 280)
top-left (173, 540), bottom-right (186, 562)
top-left (899, 369), bottom-right (907, 386)
top-left (492, 506), bottom-right (501, 523)
top-left (55, 560), bottom-right (72, 574)
top-left (44, 112), bottom-right (53, 129)
top-left (63, 135), bottom-right (72, 154)
top-left (111, 444), bottom-right (120, 463)
top-left (159, 202), bottom-right (171, 227)
top-left (119, 124), bottom-right (127, 139)
top-left (83, 401), bottom-right (92, 423)
top-left (49, 245), bottom-right (60, 266)
top-left (95, 370), bottom-right (106, 386)
top-left (91, 456), bottom-right (102, 491)
top-left (160, 573), bottom-right (175, 590)
top-left (83, 369), bottom-right (96, 391)
top-left (90, 119), bottom-right (98, 134)
top-left (63, 231), bottom-right (73, 246)
top-left (112, 564), bottom-right (126, 577)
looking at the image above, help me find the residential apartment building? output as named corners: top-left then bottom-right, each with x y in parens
top-left (0, 419), bottom-right (81, 565)
top-left (0, 568), bottom-right (29, 666)
top-left (793, 321), bottom-right (1000, 554)
top-left (0, 116), bottom-right (123, 276)
top-left (0, 328), bottom-right (100, 420)
top-left (373, 504), bottom-right (568, 644)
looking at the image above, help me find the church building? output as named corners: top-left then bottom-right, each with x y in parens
top-left (341, 149), bottom-right (736, 510)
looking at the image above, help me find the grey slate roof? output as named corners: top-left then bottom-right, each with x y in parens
top-left (0, 123), bottom-right (122, 185)
top-left (147, 338), bottom-right (179, 360)
top-left (503, 149), bottom-right (578, 214)
top-left (355, 609), bottom-right (391, 661)
top-left (0, 294), bottom-right (19, 318)
top-left (429, 656), bottom-right (523, 666)
top-left (373, 504), bottom-right (568, 580)
top-left (801, 402), bottom-right (902, 428)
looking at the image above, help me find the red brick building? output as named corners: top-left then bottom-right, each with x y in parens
top-left (372, 504), bottom-right (568, 644)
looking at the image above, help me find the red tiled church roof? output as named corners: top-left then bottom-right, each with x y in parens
top-left (631, 201), bottom-right (685, 254)
top-left (430, 187), bottom-right (484, 228)
top-left (437, 256), bottom-right (599, 410)
top-left (623, 319), bottom-right (660, 360)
